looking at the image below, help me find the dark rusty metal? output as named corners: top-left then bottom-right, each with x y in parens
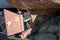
top-left (7, 0), bottom-right (60, 10)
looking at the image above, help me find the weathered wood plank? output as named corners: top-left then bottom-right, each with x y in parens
top-left (7, 0), bottom-right (60, 10)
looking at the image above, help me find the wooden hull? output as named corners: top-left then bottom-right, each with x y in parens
top-left (7, 0), bottom-right (60, 10)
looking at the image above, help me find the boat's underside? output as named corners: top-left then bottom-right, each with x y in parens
top-left (7, 0), bottom-right (60, 10)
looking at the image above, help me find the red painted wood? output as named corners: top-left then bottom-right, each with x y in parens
top-left (4, 9), bottom-right (24, 36)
